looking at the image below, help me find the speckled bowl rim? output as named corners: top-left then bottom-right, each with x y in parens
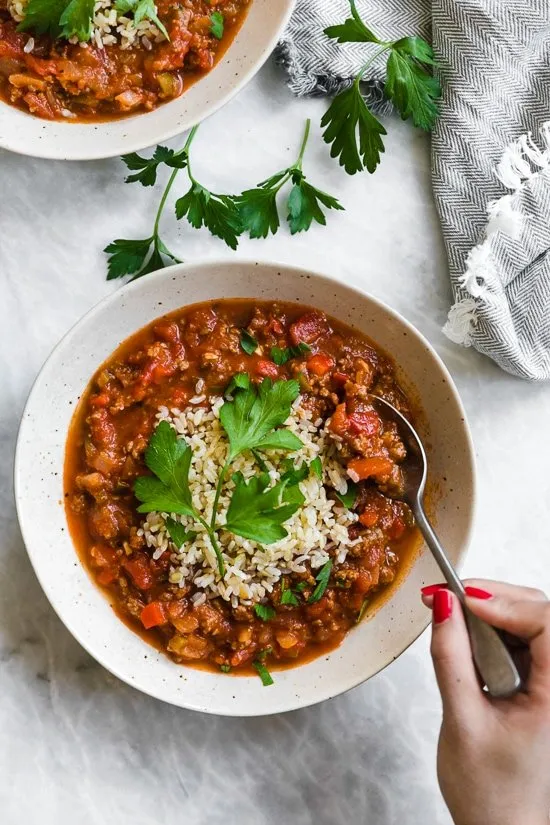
top-left (0, 0), bottom-right (296, 160)
top-left (14, 260), bottom-right (476, 715)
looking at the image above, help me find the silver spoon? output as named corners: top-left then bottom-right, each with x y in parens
top-left (372, 395), bottom-right (522, 699)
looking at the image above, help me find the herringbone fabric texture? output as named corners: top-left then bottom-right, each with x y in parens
top-left (277, 0), bottom-right (550, 380)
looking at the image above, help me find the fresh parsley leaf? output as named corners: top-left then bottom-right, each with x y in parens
top-left (308, 560), bottom-right (333, 603)
top-left (134, 421), bottom-right (195, 517)
top-left (252, 659), bottom-right (274, 686)
top-left (334, 480), bottom-right (358, 509)
top-left (210, 10), bottom-right (224, 39)
top-left (385, 49), bottom-right (440, 130)
top-left (294, 581), bottom-right (308, 593)
top-left (270, 343), bottom-right (311, 366)
top-left (165, 517), bottom-right (196, 549)
top-left (252, 449), bottom-right (269, 473)
top-left (58, 0), bottom-right (94, 40)
top-left (239, 330), bottom-right (258, 355)
top-left (237, 186), bottom-right (280, 239)
top-left (393, 35), bottom-right (435, 64)
top-left (220, 664), bottom-right (231, 673)
top-left (254, 603), bottom-right (276, 621)
top-left (219, 378), bottom-right (302, 462)
top-left (114, 0), bottom-right (169, 39)
top-left (280, 460), bottom-right (309, 486)
top-left (310, 457), bottom-right (323, 479)
top-left (175, 184), bottom-right (242, 250)
top-left (321, 82), bottom-right (387, 175)
top-left (17, 0), bottom-right (67, 36)
top-left (280, 578), bottom-right (299, 606)
top-left (224, 472), bottom-right (304, 544)
top-left (225, 372), bottom-right (251, 397)
top-left (104, 237), bottom-right (153, 280)
top-left (324, 0), bottom-right (379, 43)
top-left (357, 597), bottom-right (370, 623)
top-left (122, 146), bottom-right (186, 187)
top-left (287, 174), bottom-right (344, 234)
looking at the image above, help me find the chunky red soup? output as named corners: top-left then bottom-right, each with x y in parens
top-left (65, 300), bottom-right (419, 681)
top-left (0, 0), bottom-right (249, 120)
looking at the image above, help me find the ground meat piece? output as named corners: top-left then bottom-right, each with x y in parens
top-left (168, 633), bottom-right (211, 660)
top-left (195, 602), bottom-right (231, 636)
top-left (88, 501), bottom-right (132, 541)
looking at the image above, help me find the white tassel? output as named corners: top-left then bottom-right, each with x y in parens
top-left (495, 120), bottom-right (550, 189)
top-left (443, 298), bottom-right (478, 346)
top-left (486, 193), bottom-right (523, 239)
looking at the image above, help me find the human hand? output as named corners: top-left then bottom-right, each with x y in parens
top-left (422, 580), bottom-right (550, 825)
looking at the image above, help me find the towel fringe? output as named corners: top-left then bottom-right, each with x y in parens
top-left (495, 120), bottom-right (550, 190)
top-left (444, 122), bottom-right (550, 347)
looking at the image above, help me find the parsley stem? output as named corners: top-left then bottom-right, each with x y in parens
top-left (196, 513), bottom-right (225, 576)
top-left (153, 125), bottom-right (200, 239)
top-left (210, 459), bottom-right (231, 530)
top-left (356, 45), bottom-right (392, 84)
top-left (294, 118), bottom-right (311, 171)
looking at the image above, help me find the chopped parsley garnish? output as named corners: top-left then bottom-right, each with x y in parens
top-left (165, 518), bottom-right (196, 549)
top-left (239, 330), bottom-right (258, 355)
top-left (114, 0), bottom-right (169, 40)
top-left (254, 603), bottom-right (276, 621)
top-left (357, 597), bottom-right (370, 623)
top-left (308, 560), bottom-right (333, 603)
top-left (310, 457), bottom-right (323, 479)
top-left (270, 342), bottom-right (311, 365)
top-left (280, 577), bottom-right (300, 606)
top-left (59, 0), bottom-right (95, 40)
top-left (335, 480), bottom-right (358, 509)
top-left (253, 659), bottom-right (274, 687)
top-left (220, 664), bottom-right (231, 673)
top-left (209, 10), bottom-right (224, 39)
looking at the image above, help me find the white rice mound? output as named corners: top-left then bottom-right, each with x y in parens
top-left (137, 395), bottom-right (359, 609)
top-left (7, 0), bottom-right (164, 51)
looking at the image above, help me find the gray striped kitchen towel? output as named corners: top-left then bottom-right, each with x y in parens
top-left (277, 0), bottom-right (550, 381)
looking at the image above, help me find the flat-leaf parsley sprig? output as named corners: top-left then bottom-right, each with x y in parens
top-left (236, 118), bottom-right (344, 238)
top-left (105, 119), bottom-right (344, 280)
top-left (134, 378), bottom-right (307, 576)
top-left (321, 0), bottom-right (440, 175)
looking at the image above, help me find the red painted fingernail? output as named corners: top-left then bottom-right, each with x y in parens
top-left (421, 583), bottom-right (447, 596)
top-left (465, 586), bottom-right (493, 600)
top-left (433, 590), bottom-right (453, 624)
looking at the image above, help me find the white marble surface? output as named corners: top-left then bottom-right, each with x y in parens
top-left (1, 58), bottom-right (550, 825)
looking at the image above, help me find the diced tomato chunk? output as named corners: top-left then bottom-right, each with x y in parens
top-left (255, 359), bottom-right (279, 379)
top-left (388, 516), bottom-right (406, 540)
top-left (332, 372), bottom-right (348, 387)
top-left (348, 410), bottom-right (380, 436)
top-left (347, 456), bottom-right (394, 481)
top-left (90, 544), bottom-right (118, 569)
top-left (354, 570), bottom-right (374, 595)
top-left (289, 311), bottom-right (328, 345)
top-left (306, 353), bottom-right (335, 376)
top-left (358, 507), bottom-right (379, 527)
top-left (140, 601), bottom-right (168, 629)
top-left (97, 568), bottom-right (118, 586)
top-left (267, 318), bottom-right (284, 335)
top-left (90, 393), bottom-right (110, 407)
top-left (123, 555), bottom-right (154, 590)
top-left (329, 403), bottom-right (349, 436)
top-left (154, 321), bottom-right (180, 343)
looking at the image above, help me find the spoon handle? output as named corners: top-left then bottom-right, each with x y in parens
top-left (414, 505), bottom-right (522, 699)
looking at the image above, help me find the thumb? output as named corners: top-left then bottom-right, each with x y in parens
top-left (429, 589), bottom-right (485, 721)
top-left (464, 584), bottom-right (550, 698)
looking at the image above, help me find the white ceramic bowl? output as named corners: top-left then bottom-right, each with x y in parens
top-left (15, 260), bottom-right (476, 716)
top-left (0, 0), bottom-right (295, 160)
